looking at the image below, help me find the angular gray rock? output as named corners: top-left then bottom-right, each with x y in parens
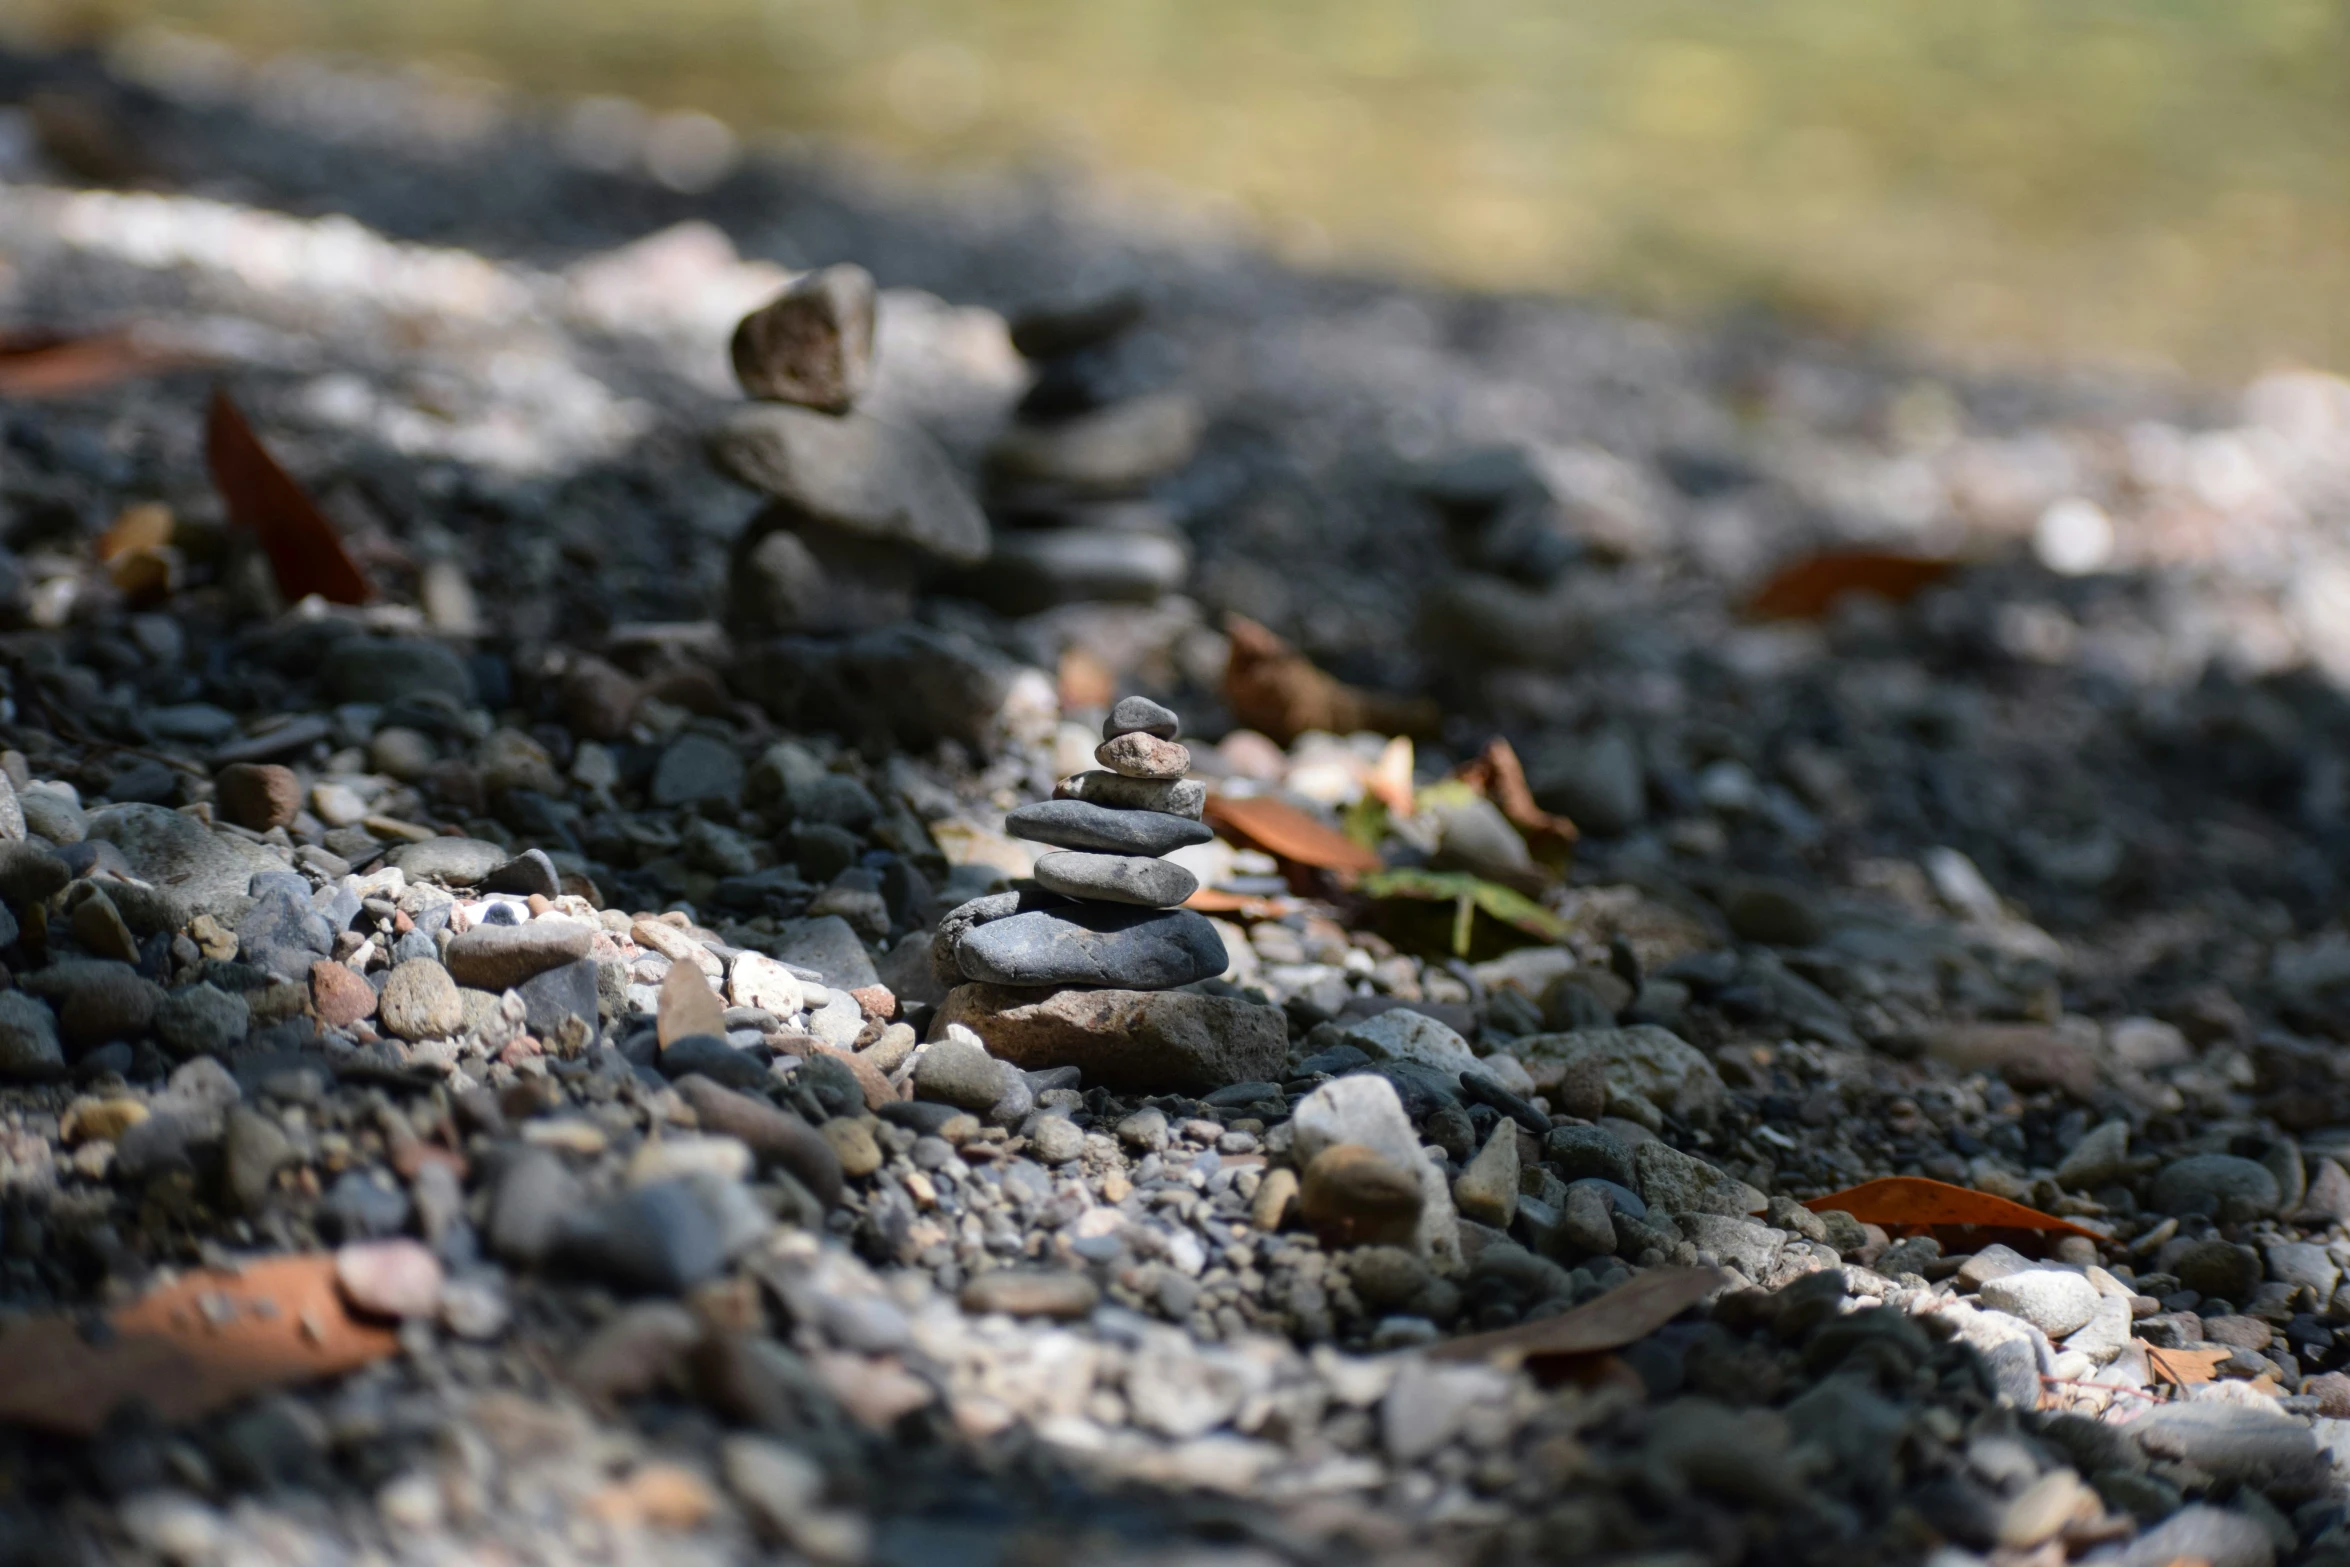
top-left (708, 404), bottom-right (989, 566)
top-left (937, 982), bottom-right (1287, 1092)
top-left (730, 262), bottom-right (877, 412)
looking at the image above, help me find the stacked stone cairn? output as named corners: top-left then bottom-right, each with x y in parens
top-left (930, 695), bottom-right (1287, 1091)
top-left (963, 291), bottom-right (1201, 614)
top-left (707, 263), bottom-right (992, 638)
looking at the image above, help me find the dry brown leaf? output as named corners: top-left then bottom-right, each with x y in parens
top-left (1223, 614), bottom-right (1440, 745)
top-left (1203, 792), bottom-right (1383, 875)
top-left (1430, 1266), bottom-right (1725, 1371)
top-left (2144, 1345), bottom-right (2230, 1387)
top-left (1452, 736), bottom-right (1579, 852)
top-left (1181, 887), bottom-right (1300, 919)
top-left (0, 1254), bottom-right (398, 1435)
top-left (1804, 1176), bottom-right (2104, 1240)
top-left (205, 388), bottom-right (372, 606)
top-left (0, 327), bottom-right (185, 398)
top-left (1747, 549), bottom-right (1959, 620)
top-left (658, 959), bottom-right (727, 1047)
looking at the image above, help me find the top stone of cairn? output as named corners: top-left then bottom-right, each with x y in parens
top-left (1104, 694), bottom-right (1180, 742)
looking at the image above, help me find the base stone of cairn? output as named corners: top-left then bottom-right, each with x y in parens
top-left (934, 982), bottom-right (1284, 1094)
top-left (931, 694), bottom-right (1287, 1089)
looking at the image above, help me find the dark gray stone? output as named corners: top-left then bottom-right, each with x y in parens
top-left (651, 734), bottom-right (745, 808)
top-left (235, 886), bottom-right (334, 983)
top-left (2151, 1154), bottom-right (2281, 1219)
top-left (0, 843), bottom-right (69, 909)
top-left (955, 906), bottom-right (1226, 989)
top-left (0, 992), bottom-right (61, 1079)
top-left (154, 984), bottom-right (249, 1058)
top-left (1004, 799), bottom-right (1209, 857)
top-left (517, 959), bottom-right (601, 1037)
top-left (659, 1033), bottom-right (771, 1093)
top-left (707, 404), bottom-right (989, 566)
top-left (562, 1180), bottom-right (728, 1295)
top-left (324, 636), bottom-right (475, 707)
top-left (1545, 1124), bottom-right (1637, 1188)
top-left (790, 773), bottom-right (880, 831)
top-left (483, 849), bottom-right (561, 898)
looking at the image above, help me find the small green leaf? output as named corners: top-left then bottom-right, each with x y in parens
top-left (1358, 867), bottom-right (1573, 949)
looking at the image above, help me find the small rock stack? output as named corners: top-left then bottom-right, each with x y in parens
top-left (707, 263), bottom-right (991, 638)
top-left (930, 695), bottom-right (1286, 1091)
top-left (964, 292), bottom-right (1200, 615)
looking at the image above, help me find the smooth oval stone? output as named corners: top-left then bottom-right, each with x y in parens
top-left (1055, 771), bottom-right (1205, 821)
top-left (1095, 732), bottom-right (1190, 780)
top-left (1005, 799), bottom-right (1210, 857)
top-left (1103, 695), bottom-right (1179, 742)
top-left (1032, 850), bottom-right (1198, 909)
top-left (955, 906), bottom-right (1227, 989)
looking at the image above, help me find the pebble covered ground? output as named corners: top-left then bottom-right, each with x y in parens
top-left (5, 35), bottom-right (2350, 1567)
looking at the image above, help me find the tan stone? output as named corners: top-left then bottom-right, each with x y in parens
top-left (214, 762), bottom-right (300, 832)
top-left (1298, 1143), bottom-right (1424, 1248)
top-left (311, 960), bottom-right (378, 1029)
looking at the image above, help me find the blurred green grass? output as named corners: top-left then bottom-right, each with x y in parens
top-left (21, 0), bottom-right (2350, 375)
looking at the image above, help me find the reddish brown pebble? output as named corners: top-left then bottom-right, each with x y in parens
top-left (559, 655), bottom-right (641, 742)
top-left (310, 960), bottom-right (377, 1029)
top-left (214, 762), bottom-right (301, 832)
top-left (817, 1045), bottom-right (894, 1112)
top-left (849, 984), bottom-right (897, 1022)
top-left (334, 1239), bottom-right (444, 1319)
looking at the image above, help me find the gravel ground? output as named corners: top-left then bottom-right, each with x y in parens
top-left (3, 36), bottom-right (2350, 1567)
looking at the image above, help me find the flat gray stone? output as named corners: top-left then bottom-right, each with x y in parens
top-left (774, 915), bottom-right (879, 990)
top-left (707, 404), bottom-right (989, 566)
top-left (955, 906), bottom-right (1226, 990)
top-left (84, 804), bottom-right (278, 921)
top-left (2150, 1153), bottom-right (2281, 1219)
top-left (1032, 850), bottom-right (1197, 909)
top-left (1054, 770), bottom-right (1205, 821)
top-left (390, 838), bottom-right (510, 888)
top-left (1004, 799), bottom-right (1209, 857)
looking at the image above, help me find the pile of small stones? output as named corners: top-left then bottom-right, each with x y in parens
top-left (964, 292), bottom-right (1200, 614)
top-left (10, 38), bottom-right (2350, 1567)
